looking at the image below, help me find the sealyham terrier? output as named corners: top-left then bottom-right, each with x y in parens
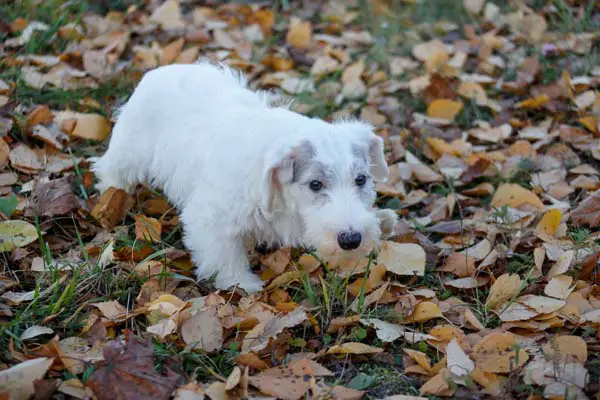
top-left (92, 62), bottom-right (396, 293)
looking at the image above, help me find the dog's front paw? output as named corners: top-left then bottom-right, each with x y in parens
top-left (376, 209), bottom-right (399, 239)
top-left (215, 271), bottom-right (264, 294)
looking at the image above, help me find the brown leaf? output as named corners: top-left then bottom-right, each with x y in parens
top-left (85, 334), bottom-right (181, 400)
top-left (439, 253), bottom-right (476, 278)
top-left (571, 189), bottom-right (600, 227)
top-left (26, 105), bottom-right (53, 128)
top-left (55, 111), bottom-right (111, 141)
top-left (26, 177), bottom-right (79, 218)
top-left (135, 215), bottom-right (162, 242)
top-left (471, 332), bottom-right (529, 373)
top-left (91, 187), bottom-right (134, 230)
top-left (249, 359), bottom-right (332, 400)
top-left (0, 357), bottom-right (55, 400)
top-left (242, 306), bottom-right (307, 353)
top-left (286, 17), bottom-right (312, 50)
top-left (181, 306), bottom-right (223, 352)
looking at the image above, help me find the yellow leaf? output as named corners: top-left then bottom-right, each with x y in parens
top-left (535, 208), bottom-right (562, 238)
top-left (405, 302), bottom-right (443, 323)
top-left (412, 39), bottom-right (447, 62)
top-left (0, 220), bottom-right (38, 252)
top-left (265, 270), bottom-right (302, 291)
top-left (490, 183), bottom-right (545, 210)
top-left (377, 241), bottom-right (425, 276)
top-left (579, 116), bottom-right (598, 133)
top-left (419, 368), bottom-right (454, 396)
top-left (327, 342), bottom-right (383, 355)
top-left (542, 335), bottom-right (587, 363)
top-left (426, 99), bottom-right (463, 121)
top-left (404, 349), bottom-right (432, 372)
top-left (515, 94), bottom-right (550, 109)
top-left (485, 273), bottom-right (522, 310)
top-left (426, 137), bottom-right (460, 157)
top-left (472, 332), bottom-right (529, 373)
top-left (55, 111), bottom-right (111, 141)
top-left (457, 81), bottom-right (487, 104)
top-left (286, 17), bottom-right (312, 50)
top-left (347, 264), bottom-right (387, 296)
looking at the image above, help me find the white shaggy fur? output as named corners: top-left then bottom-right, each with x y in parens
top-left (93, 62), bottom-right (396, 292)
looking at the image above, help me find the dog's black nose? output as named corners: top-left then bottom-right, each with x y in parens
top-left (337, 231), bottom-right (362, 250)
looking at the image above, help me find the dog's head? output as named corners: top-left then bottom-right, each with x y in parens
top-left (261, 118), bottom-right (388, 258)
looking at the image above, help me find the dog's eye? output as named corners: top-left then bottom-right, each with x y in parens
top-left (355, 174), bottom-right (367, 186)
top-left (309, 180), bottom-right (323, 192)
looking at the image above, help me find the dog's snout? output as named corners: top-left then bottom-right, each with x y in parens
top-left (337, 231), bottom-right (362, 250)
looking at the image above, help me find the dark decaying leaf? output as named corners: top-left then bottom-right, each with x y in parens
top-left (25, 176), bottom-right (80, 218)
top-left (85, 333), bottom-right (182, 400)
top-left (570, 189), bottom-right (600, 228)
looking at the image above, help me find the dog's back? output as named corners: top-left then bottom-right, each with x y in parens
top-left (92, 62), bottom-right (303, 207)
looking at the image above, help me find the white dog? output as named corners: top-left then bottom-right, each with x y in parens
top-left (92, 62), bottom-right (396, 292)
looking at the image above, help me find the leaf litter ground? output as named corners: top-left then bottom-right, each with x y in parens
top-left (0, 0), bottom-right (600, 399)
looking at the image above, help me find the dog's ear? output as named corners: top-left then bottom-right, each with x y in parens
top-left (335, 119), bottom-right (389, 182)
top-left (260, 139), bottom-right (315, 214)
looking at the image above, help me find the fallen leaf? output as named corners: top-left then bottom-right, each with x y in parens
top-left (491, 183), bottom-right (545, 210)
top-left (419, 368), bottom-right (454, 396)
top-left (249, 359), bottom-right (332, 400)
top-left (52, 111), bottom-right (109, 142)
top-left (0, 220), bottom-right (38, 252)
top-left (149, 0), bottom-right (185, 30)
top-left (327, 342), bottom-right (383, 355)
top-left (181, 306), bottom-right (223, 352)
top-left (542, 335), bottom-right (587, 363)
top-left (464, 0), bottom-right (485, 14)
top-left (439, 253), bottom-right (476, 278)
top-left (377, 241), bottom-right (425, 276)
top-left (535, 208), bottom-right (562, 239)
top-left (20, 325), bottom-right (54, 341)
top-left (517, 295), bottom-right (565, 314)
top-left (405, 302), bottom-right (443, 323)
top-left (360, 318), bottom-right (436, 343)
top-left (90, 187), bottom-right (134, 230)
top-left (426, 99), bottom-right (463, 121)
top-left (173, 382), bottom-right (205, 399)
top-left (90, 300), bottom-right (127, 320)
top-left (0, 357), bottom-right (54, 399)
top-left (571, 189), bottom-right (600, 227)
top-left (472, 332), bottom-right (529, 373)
top-left (242, 307), bottom-right (307, 353)
top-left (544, 275), bottom-right (574, 299)
top-left (286, 17), bottom-right (312, 50)
top-left (135, 215), bottom-right (162, 242)
top-left (27, 177), bottom-right (79, 218)
top-left (85, 334), bottom-right (180, 400)
top-left (574, 90), bottom-right (596, 110)
top-left (446, 339), bottom-right (474, 378)
top-left (485, 273), bottom-right (522, 310)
